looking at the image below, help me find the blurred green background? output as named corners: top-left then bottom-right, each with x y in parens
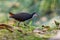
top-left (0, 0), bottom-right (60, 25)
top-left (0, 0), bottom-right (60, 40)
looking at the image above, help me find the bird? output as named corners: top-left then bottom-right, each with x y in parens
top-left (9, 12), bottom-right (37, 27)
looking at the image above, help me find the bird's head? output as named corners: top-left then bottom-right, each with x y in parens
top-left (32, 12), bottom-right (37, 17)
top-left (32, 12), bottom-right (39, 18)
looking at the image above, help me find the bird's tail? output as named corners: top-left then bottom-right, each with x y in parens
top-left (9, 12), bottom-right (14, 16)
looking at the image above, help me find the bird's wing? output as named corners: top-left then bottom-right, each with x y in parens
top-left (14, 13), bottom-right (32, 20)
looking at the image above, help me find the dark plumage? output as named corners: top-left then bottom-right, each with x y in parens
top-left (9, 12), bottom-right (36, 21)
top-left (9, 12), bottom-right (37, 26)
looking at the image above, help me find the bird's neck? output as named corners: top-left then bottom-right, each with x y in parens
top-left (31, 13), bottom-right (35, 16)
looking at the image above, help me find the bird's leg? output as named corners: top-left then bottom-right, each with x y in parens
top-left (24, 18), bottom-right (32, 26)
top-left (16, 22), bottom-right (20, 27)
top-left (24, 22), bottom-right (27, 26)
top-left (18, 22), bottom-right (20, 27)
top-left (24, 22), bottom-right (30, 28)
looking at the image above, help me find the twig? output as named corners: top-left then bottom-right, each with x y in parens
top-left (0, 24), bottom-right (23, 33)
